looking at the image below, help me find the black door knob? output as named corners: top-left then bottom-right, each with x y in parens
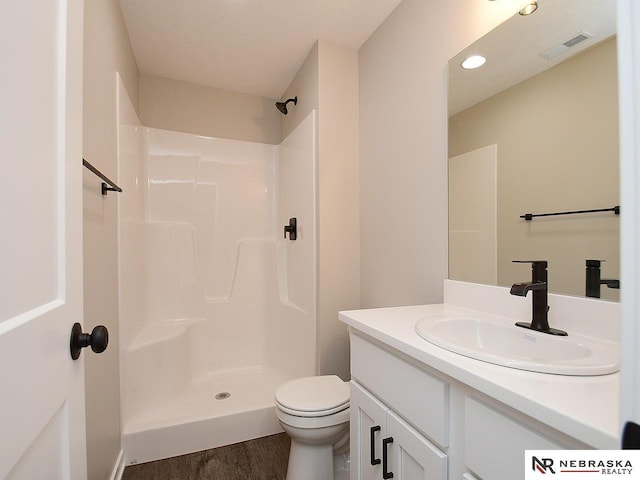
top-left (70, 323), bottom-right (109, 360)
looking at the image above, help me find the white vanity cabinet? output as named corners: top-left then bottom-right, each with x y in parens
top-left (348, 329), bottom-right (594, 480)
top-left (351, 381), bottom-right (448, 480)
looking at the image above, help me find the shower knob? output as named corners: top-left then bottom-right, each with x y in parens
top-left (70, 323), bottom-right (109, 360)
top-left (284, 217), bottom-right (297, 240)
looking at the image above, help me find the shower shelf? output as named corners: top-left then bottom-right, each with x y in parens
top-left (129, 317), bottom-right (203, 351)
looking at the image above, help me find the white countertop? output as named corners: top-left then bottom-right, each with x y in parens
top-left (339, 302), bottom-right (620, 449)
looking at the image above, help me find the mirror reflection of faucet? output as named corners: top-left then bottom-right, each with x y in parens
top-left (510, 260), bottom-right (568, 336)
top-left (585, 259), bottom-right (620, 298)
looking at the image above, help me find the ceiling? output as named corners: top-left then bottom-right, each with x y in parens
top-left (119, 0), bottom-right (403, 100)
top-left (448, 0), bottom-right (616, 115)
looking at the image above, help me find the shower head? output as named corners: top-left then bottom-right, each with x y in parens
top-left (275, 96), bottom-right (297, 115)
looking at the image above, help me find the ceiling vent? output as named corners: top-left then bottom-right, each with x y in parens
top-left (538, 31), bottom-right (593, 60)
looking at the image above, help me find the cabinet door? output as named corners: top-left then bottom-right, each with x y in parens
top-left (351, 381), bottom-right (389, 480)
top-left (386, 411), bottom-right (448, 480)
top-left (464, 398), bottom-right (563, 480)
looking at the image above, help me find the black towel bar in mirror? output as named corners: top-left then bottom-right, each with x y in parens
top-left (520, 206), bottom-right (619, 221)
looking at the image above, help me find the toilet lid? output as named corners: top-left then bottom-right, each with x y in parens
top-left (275, 375), bottom-right (349, 416)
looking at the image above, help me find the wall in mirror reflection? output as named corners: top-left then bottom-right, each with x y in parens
top-left (449, 37), bottom-right (619, 301)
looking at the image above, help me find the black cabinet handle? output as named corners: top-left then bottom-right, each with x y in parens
top-left (370, 425), bottom-right (381, 465)
top-left (382, 436), bottom-right (394, 479)
top-left (623, 421), bottom-right (640, 449)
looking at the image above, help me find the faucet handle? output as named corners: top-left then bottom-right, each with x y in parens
top-left (513, 260), bottom-right (548, 283)
top-left (512, 260), bottom-right (548, 268)
top-left (284, 217), bottom-right (297, 240)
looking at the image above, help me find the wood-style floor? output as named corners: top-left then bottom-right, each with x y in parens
top-left (122, 433), bottom-right (290, 480)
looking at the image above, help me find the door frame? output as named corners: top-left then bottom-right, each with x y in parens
top-left (618, 0), bottom-right (640, 431)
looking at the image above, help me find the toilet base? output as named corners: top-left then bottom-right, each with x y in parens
top-left (279, 421), bottom-right (349, 480)
top-left (286, 440), bottom-right (334, 480)
top-left (334, 452), bottom-right (350, 480)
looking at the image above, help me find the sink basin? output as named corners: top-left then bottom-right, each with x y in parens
top-left (415, 315), bottom-right (619, 375)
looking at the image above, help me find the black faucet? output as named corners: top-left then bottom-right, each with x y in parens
top-left (585, 259), bottom-right (620, 298)
top-left (510, 260), bottom-right (567, 336)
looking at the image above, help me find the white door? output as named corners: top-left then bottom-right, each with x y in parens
top-left (0, 0), bottom-right (86, 478)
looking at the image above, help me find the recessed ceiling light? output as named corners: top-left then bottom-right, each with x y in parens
top-left (519, 1), bottom-right (538, 16)
top-left (461, 55), bottom-right (487, 70)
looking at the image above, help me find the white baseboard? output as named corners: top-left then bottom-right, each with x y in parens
top-left (109, 450), bottom-right (126, 480)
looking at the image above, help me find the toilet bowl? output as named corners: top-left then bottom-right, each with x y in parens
top-left (275, 375), bottom-right (350, 480)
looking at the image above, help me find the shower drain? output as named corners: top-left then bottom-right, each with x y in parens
top-left (215, 392), bottom-right (231, 400)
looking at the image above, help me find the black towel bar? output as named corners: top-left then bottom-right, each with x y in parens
top-left (82, 159), bottom-right (123, 195)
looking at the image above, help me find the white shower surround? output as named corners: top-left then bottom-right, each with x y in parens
top-left (117, 85), bottom-right (316, 464)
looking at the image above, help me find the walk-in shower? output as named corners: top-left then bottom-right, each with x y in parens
top-left (117, 81), bottom-right (316, 464)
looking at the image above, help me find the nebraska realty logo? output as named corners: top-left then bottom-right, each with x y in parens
top-left (525, 451), bottom-right (640, 479)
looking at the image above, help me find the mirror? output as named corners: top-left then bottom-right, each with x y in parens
top-left (448, 0), bottom-right (619, 300)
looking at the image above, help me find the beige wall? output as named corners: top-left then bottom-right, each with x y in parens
top-left (317, 42), bottom-right (360, 380)
top-left (83, 0), bottom-right (139, 478)
top-left (281, 44), bottom-right (319, 140)
top-left (449, 38), bottom-right (619, 300)
top-left (139, 74), bottom-right (282, 144)
top-left (358, 0), bottom-right (524, 308)
top-left (281, 41), bottom-right (359, 380)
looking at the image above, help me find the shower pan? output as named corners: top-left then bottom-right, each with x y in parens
top-left (117, 83), bottom-right (316, 464)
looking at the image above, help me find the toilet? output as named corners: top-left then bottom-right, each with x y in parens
top-left (275, 375), bottom-right (350, 480)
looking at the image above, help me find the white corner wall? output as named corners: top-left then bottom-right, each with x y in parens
top-left (358, 0), bottom-right (528, 308)
top-left (280, 41), bottom-right (359, 380)
top-left (317, 42), bottom-right (360, 380)
top-left (281, 44), bottom-right (319, 141)
top-left (83, 0), bottom-right (139, 477)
